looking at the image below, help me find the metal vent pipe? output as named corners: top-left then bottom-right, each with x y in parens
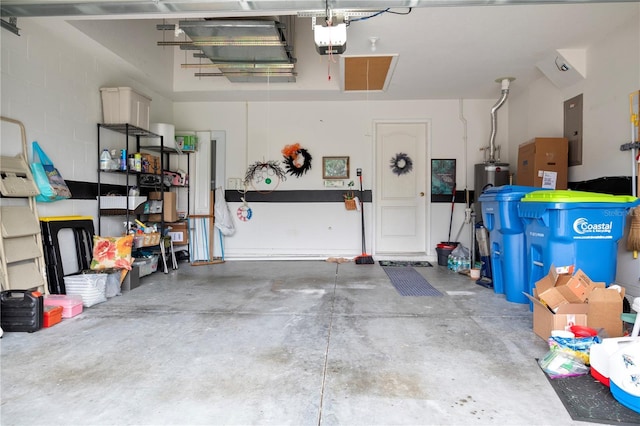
top-left (488, 77), bottom-right (514, 163)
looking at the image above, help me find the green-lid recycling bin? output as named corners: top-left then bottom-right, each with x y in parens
top-left (478, 185), bottom-right (546, 303)
top-left (518, 190), bottom-right (639, 294)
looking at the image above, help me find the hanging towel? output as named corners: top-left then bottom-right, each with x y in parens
top-left (214, 186), bottom-right (235, 236)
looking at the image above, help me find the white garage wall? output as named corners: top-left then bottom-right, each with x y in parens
top-left (1, 18), bottom-right (173, 237)
top-left (173, 98), bottom-right (503, 259)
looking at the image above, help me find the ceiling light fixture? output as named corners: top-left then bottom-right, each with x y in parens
top-left (369, 36), bottom-right (379, 52)
top-left (555, 56), bottom-right (570, 72)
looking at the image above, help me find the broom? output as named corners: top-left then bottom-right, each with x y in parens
top-left (627, 206), bottom-right (640, 257)
top-left (627, 91), bottom-right (640, 258)
top-left (354, 169), bottom-right (374, 264)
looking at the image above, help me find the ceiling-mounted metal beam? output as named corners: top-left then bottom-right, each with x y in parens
top-left (2, 0), bottom-right (637, 18)
top-left (1, 16), bottom-right (19, 35)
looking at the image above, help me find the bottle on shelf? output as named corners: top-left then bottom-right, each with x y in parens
top-left (134, 153), bottom-right (142, 172)
top-left (120, 149), bottom-right (127, 171)
top-left (100, 149), bottom-right (111, 171)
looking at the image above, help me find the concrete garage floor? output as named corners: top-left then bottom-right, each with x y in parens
top-left (1, 260), bottom-right (585, 425)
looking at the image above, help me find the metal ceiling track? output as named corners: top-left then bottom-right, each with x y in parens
top-left (2, 0), bottom-right (637, 18)
top-left (0, 16), bottom-right (19, 35)
top-left (160, 17), bottom-right (297, 83)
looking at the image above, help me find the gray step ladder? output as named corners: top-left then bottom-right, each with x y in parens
top-left (0, 116), bottom-right (47, 294)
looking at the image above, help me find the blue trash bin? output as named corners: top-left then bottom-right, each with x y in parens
top-left (518, 190), bottom-right (639, 294)
top-left (478, 185), bottom-right (544, 303)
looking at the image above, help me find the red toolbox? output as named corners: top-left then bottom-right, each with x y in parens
top-left (43, 305), bottom-right (63, 328)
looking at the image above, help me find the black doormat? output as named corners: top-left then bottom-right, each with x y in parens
top-left (378, 260), bottom-right (433, 267)
top-left (542, 369), bottom-right (640, 424)
top-left (382, 266), bottom-right (442, 296)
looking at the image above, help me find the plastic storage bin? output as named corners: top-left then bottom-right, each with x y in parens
top-left (100, 87), bottom-right (151, 130)
top-left (478, 185), bottom-right (544, 303)
top-left (43, 294), bottom-right (83, 318)
top-left (518, 190), bottom-right (638, 292)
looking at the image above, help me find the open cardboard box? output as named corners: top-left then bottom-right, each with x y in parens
top-left (524, 265), bottom-right (625, 340)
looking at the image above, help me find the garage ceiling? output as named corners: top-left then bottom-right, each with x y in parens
top-left (2, 1), bottom-right (638, 102)
top-left (1, 1), bottom-right (636, 17)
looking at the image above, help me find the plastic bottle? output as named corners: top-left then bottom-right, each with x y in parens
top-left (100, 149), bottom-right (111, 171)
top-left (134, 153), bottom-right (142, 172)
top-left (120, 149), bottom-right (127, 171)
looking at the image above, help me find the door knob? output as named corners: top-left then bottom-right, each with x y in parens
top-left (419, 192), bottom-right (425, 197)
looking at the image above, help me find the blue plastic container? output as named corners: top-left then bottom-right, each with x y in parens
top-left (518, 190), bottom-right (639, 293)
top-left (478, 185), bottom-right (544, 303)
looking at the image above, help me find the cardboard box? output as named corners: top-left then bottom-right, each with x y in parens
top-left (588, 287), bottom-right (625, 338)
top-left (537, 269), bottom-right (603, 311)
top-left (166, 221), bottom-right (188, 245)
top-left (526, 293), bottom-right (589, 340)
top-left (517, 137), bottom-right (568, 189)
top-left (147, 192), bottom-right (177, 222)
top-left (525, 265), bottom-right (625, 340)
top-left (141, 153), bottom-right (161, 174)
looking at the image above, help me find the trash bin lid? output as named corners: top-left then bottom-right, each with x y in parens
top-left (521, 190), bottom-right (637, 204)
top-left (478, 185), bottom-right (546, 202)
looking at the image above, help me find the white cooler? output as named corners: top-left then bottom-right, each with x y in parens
top-left (591, 337), bottom-right (638, 386)
top-left (609, 341), bottom-right (640, 414)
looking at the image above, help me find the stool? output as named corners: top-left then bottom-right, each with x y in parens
top-left (39, 216), bottom-right (95, 294)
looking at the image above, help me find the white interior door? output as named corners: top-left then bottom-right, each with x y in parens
top-left (375, 121), bottom-right (428, 255)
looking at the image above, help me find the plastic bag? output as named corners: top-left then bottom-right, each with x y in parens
top-left (31, 141), bottom-right (72, 202)
top-left (451, 244), bottom-right (470, 258)
top-left (548, 335), bottom-right (601, 365)
top-left (63, 274), bottom-right (107, 308)
top-left (539, 349), bottom-right (590, 379)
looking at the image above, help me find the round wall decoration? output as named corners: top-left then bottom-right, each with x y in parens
top-left (281, 143), bottom-right (312, 178)
top-left (237, 205), bottom-right (253, 221)
top-left (390, 152), bottom-right (413, 176)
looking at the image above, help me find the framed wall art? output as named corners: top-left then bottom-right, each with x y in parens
top-left (431, 159), bottom-right (456, 202)
top-left (322, 156), bottom-right (350, 179)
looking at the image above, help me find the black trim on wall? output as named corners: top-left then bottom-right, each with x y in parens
top-left (432, 191), bottom-right (473, 204)
top-left (66, 180), bottom-right (127, 200)
top-left (64, 176), bottom-right (634, 204)
top-left (568, 176), bottom-right (632, 195)
top-left (225, 190), bottom-right (372, 203)
top-left (66, 181), bottom-right (373, 203)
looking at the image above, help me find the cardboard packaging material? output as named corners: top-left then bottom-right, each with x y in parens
top-left (147, 192), bottom-right (177, 222)
top-left (166, 221), bottom-right (188, 245)
top-left (588, 287), bottom-right (625, 339)
top-left (537, 269), bottom-right (604, 311)
top-left (517, 137), bottom-right (568, 189)
top-left (525, 265), bottom-right (625, 340)
top-left (141, 154), bottom-right (161, 174)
